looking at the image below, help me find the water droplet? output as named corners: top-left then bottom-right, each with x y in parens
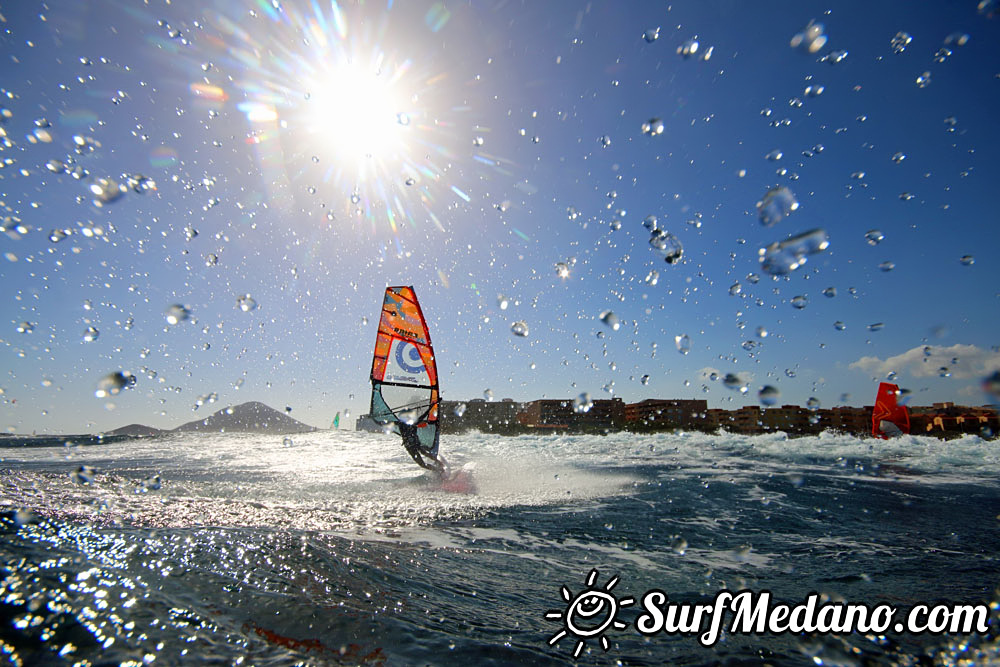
top-left (677, 38), bottom-right (699, 58)
top-left (959, 255), bottom-right (974, 266)
top-left (82, 326), bottom-right (99, 342)
top-left (644, 269), bottom-right (659, 286)
top-left (165, 304), bottom-right (191, 325)
top-left (915, 71), bottom-right (932, 88)
top-left (790, 20), bottom-right (827, 54)
top-left (71, 465), bottom-right (95, 485)
top-left (723, 373), bottom-right (749, 393)
top-left (573, 393), bottom-right (593, 414)
top-left (939, 367), bottom-right (951, 378)
top-left (834, 321), bottom-right (846, 331)
top-left (555, 262), bottom-right (570, 279)
top-left (806, 397), bottom-right (821, 411)
top-left (126, 174), bottom-right (156, 193)
top-left (759, 385), bottom-right (781, 406)
top-left (396, 112), bottom-right (410, 126)
top-left (16, 321), bottom-right (35, 334)
top-left (865, 229), bottom-right (884, 246)
top-left (765, 149), bottom-right (783, 161)
top-left (600, 311), bottom-right (621, 331)
top-left (45, 159), bottom-right (67, 174)
top-left (140, 474), bottom-right (162, 492)
top-left (878, 261), bottom-right (895, 272)
top-left (205, 253), bottom-right (218, 266)
top-left (640, 375), bottom-right (650, 385)
top-left (891, 152), bottom-right (906, 164)
top-left (675, 334), bottom-right (691, 355)
top-left (785, 369), bottom-right (797, 378)
top-left (89, 177), bottom-right (126, 206)
top-left (890, 31), bottom-right (912, 54)
top-left (497, 295), bottom-right (510, 310)
top-left (641, 118), bottom-right (664, 136)
top-left (350, 192), bottom-right (361, 205)
top-left (236, 294), bottom-right (258, 312)
top-left (982, 371), bottom-right (1000, 403)
top-left (650, 229), bottom-right (683, 264)
top-left (670, 536), bottom-right (688, 555)
top-left (453, 403), bottom-right (467, 417)
top-left (759, 229), bottom-right (830, 275)
top-left (510, 320), bottom-right (529, 337)
top-left (868, 322), bottom-right (884, 332)
top-left (483, 388), bottom-right (494, 401)
top-left (283, 437), bottom-right (294, 447)
top-left (822, 287), bottom-right (837, 298)
top-left (899, 192), bottom-right (916, 201)
top-left (643, 27), bottom-right (660, 43)
top-left (756, 186), bottom-right (799, 227)
top-left (598, 135), bottom-right (612, 148)
top-left (729, 282), bottom-right (742, 296)
top-left (850, 171), bottom-right (866, 180)
top-left (820, 49), bottom-right (849, 64)
top-left (95, 371), bottom-right (135, 398)
top-left (184, 226), bottom-right (198, 242)
top-left (934, 47), bottom-right (952, 63)
top-left (47, 228), bottom-right (69, 243)
top-left (804, 84), bottom-right (824, 97)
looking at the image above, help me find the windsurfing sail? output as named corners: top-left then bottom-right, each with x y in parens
top-left (369, 286), bottom-right (444, 473)
top-left (331, 412), bottom-right (340, 429)
top-left (872, 382), bottom-right (910, 438)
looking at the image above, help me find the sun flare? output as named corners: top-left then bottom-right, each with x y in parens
top-left (301, 63), bottom-right (409, 172)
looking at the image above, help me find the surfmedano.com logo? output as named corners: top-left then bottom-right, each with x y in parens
top-left (545, 569), bottom-right (634, 659)
top-left (545, 569), bottom-right (990, 658)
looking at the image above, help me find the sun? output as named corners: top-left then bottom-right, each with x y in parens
top-left (545, 569), bottom-right (634, 658)
top-left (299, 61), bottom-right (409, 172)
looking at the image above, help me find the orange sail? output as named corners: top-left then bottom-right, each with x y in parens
top-left (872, 382), bottom-right (910, 438)
top-left (369, 286), bottom-right (441, 465)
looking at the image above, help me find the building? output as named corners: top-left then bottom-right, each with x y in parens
top-left (440, 398), bottom-right (521, 433)
top-left (818, 406), bottom-right (871, 435)
top-left (625, 399), bottom-right (709, 431)
top-left (760, 405), bottom-right (815, 433)
top-left (518, 398), bottom-right (626, 432)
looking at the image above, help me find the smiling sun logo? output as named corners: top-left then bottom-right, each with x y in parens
top-left (545, 569), bottom-right (634, 658)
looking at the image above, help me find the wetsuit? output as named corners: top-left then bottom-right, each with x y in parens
top-left (398, 423), bottom-right (446, 476)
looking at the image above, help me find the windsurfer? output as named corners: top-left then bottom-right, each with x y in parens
top-left (399, 423), bottom-right (447, 476)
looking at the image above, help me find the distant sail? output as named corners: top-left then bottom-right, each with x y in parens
top-left (331, 412), bottom-right (340, 429)
top-left (369, 286), bottom-right (443, 472)
top-left (872, 382), bottom-right (910, 438)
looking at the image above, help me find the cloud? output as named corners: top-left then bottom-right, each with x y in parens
top-left (849, 344), bottom-right (1000, 380)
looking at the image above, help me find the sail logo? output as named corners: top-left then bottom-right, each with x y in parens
top-left (394, 341), bottom-right (425, 374)
top-left (545, 569), bottom-right (633, 659)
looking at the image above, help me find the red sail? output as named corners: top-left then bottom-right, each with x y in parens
top-left (871, 382), bottom-right (910, 439)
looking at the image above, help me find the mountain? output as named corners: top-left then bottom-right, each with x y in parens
top-left (172, 401), bottom-right (316, 435)
top-left (104, 424), bottom-right (165, 438)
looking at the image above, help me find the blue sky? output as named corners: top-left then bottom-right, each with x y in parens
top-left (1, 1), bottom-right (998, 434)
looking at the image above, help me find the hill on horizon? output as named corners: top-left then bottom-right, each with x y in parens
top-left (104, 401), bottom-right (317, 436)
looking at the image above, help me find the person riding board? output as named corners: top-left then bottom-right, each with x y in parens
top-left (398, 422), bottom-right (448, 476)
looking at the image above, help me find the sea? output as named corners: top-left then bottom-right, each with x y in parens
top-left (1, 429), bottom-right (998, 666)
